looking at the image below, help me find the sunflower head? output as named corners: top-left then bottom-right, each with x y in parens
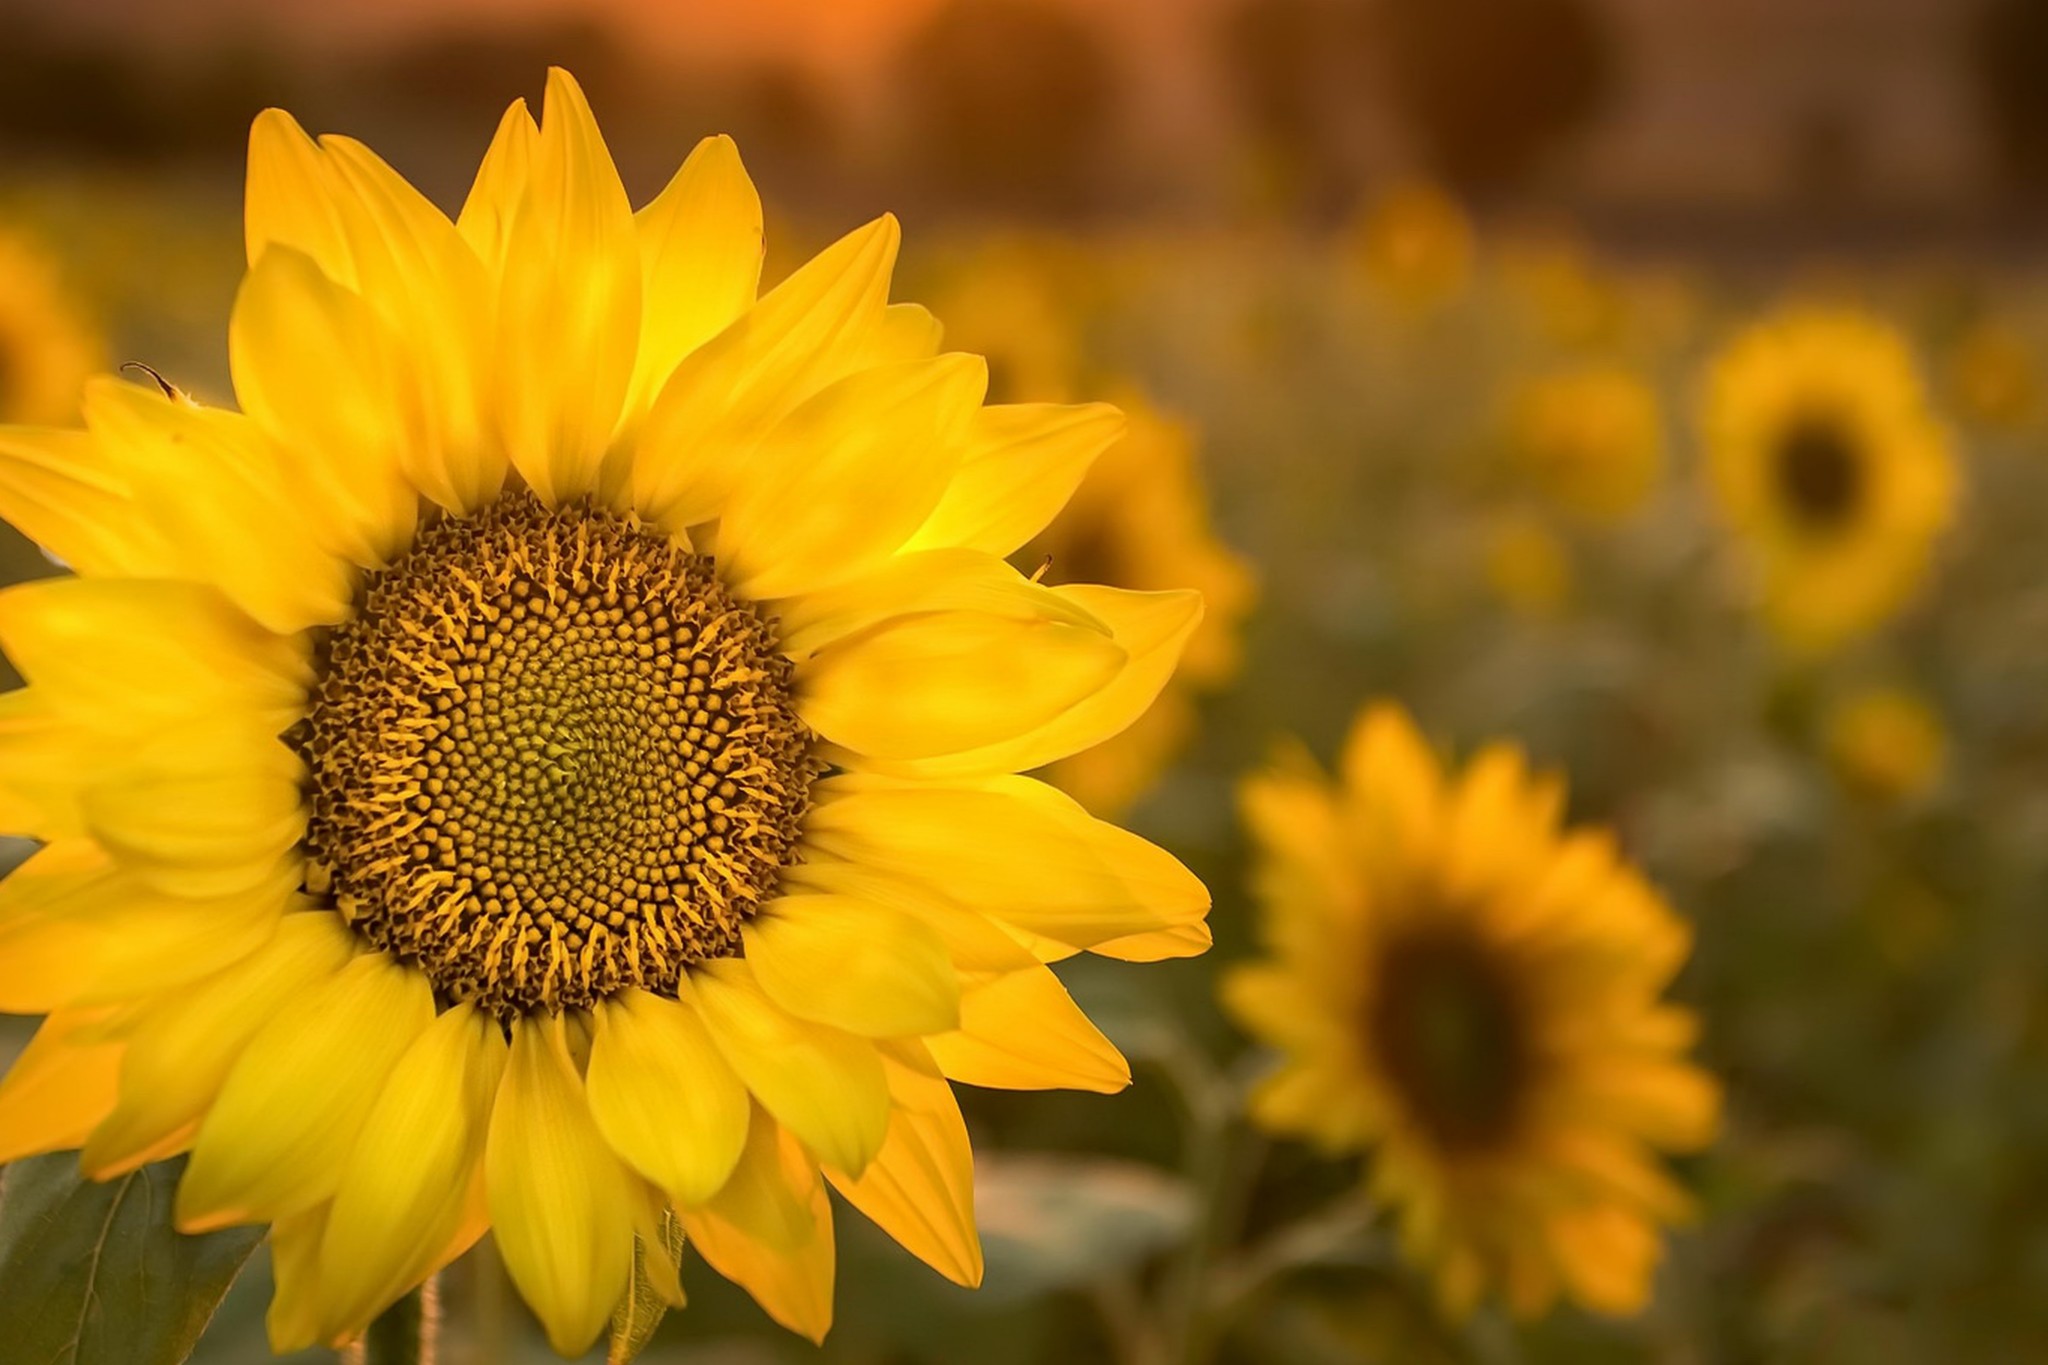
top-left (1946, 319), bottom-right (2037, 429)
top-left (1224, 703), bottom-right (1719, 1320)
top-left (1824, 684), bottom-right (1946, 806)
top-left (0, 227), bottom-right (103, 426)
top-left (1702, 306), bottom-right (1960, 654)
top-left (1505, 363), bottom-right (1664, 523)
top-left (1483, 511), bottom-right (1573, 620)
top-left (0, 69), bottom-right (1213, 1359)
top-left (1353, 178), bottom-right (1475, 312)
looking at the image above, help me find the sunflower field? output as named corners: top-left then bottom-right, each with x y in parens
top-left (0, 5), bottom-right (2044, 1365)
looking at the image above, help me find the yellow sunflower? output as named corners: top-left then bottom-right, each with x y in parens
top-left (1505, 363), bottom-right (1663, 523)
top-left (0, 226), bottom-right (103, 426)
top-left (1483, 512), bottom-right (1573, 621)
top-left (1824, 685), bottom-right (1946, 805)
top-left (1353, 179), bottom-right (1475, 313)
top-left (1026, 392), bottom-right (1254, 813)
top-left (0, 70), bottom-right (1212, 1356)
top-left (1224, 703), bottom-right (1719, 1320)
top-left (1702, 306), bottom-right (1959, 654)
top-left (1946, 319), bottom-right (2036, 430)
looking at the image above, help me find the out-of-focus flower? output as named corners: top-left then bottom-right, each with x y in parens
top-left (1225, 704), bottom-right (1719, 1320)
top-left (1505, 363), bottom-right (1664, 522)
top-left (918, 234), bottom-right (1091, 403)
top-left (1498, 235), bottom-right (1623, 346)
top-left (1946, 320), bottom-right (2036, 430)
top-left (1353, 179), bottom-right (1475, 312)
top-left (0, 227), bottom-right (103, 425)
top-left (1032, 393), bottom-right (1254, 812)
top-left (0, 70), bottom-right (1213, 1357)
top-left (1825, 685), bottom-right (1946, 805)
top-left (1483, 512), bottom-right (1573, 619)
top-left (1702, 306), bottom-right (1959, 655)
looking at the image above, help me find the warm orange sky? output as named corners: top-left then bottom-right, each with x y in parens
top-left (57, 0), bottom-right (956, 71)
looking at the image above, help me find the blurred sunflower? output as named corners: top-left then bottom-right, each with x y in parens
top-left (1027, 393), bottom-right (1255, 813)
top-left (917, 234), bottom-right (1091, 404)
top-left (1825, 685), bottom-right (1946, 805)
top-left (0, 227), bottom-right (103, 425)
top-left (1505, 363), bottom-right (1664, 523)
top-left (0, 70), bottom-right (1212, 1357)
top-left (1224, 703), bottom-right (1719, 1319)
top-left (1483, 511), bottom-right (1573, 620)
top-left (1946, 319), bottom-right (2036, 430)
top-left (1353, 179), bottom-right (1475, 312)
top-left (1702, 307), bottom-right (1959, 654)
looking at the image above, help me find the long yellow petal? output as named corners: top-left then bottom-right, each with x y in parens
top-left (838, 585), bottom-right (1203, 780)
top-left (717, 354), bottom-right (985, 600)
top-left (689, 959), bottom-right (890, 1176)
top-left (625, 134), bottom-right (763, 423)
top-left (780, 857), bottom-right (1042, 973)
top-left (825, 1040), bottom-right (982, 1287)
top-left (0, 577), bottom-right (308, 736)
top-left (83, 911), bottom-right (356, 1178)
top-left (456, 99), bottom-right (537, 275)
top-left (0, 689), bottom-right (91, 840)
top-left (0, 1008), bottom-right (123, 1162)
top-left (923, 965), bottom-right (1130, 1094)
top-left (265, 1204), bottom-right (333, 1354)
top-left (0, 426), bottom-right (164, 579)
top-left (682, 1107), bottom-right (836, 1344)
top-left (0, 838), bottom-right (291, 1011)
top-left (178, 952), bottom-right (434, 1231)
top-left (485, 1012), bottom-right (637, 1358)
top-left (245, 108), bottom-right (352, 280)
top-left (493, 68), bottom-right (639, 504)
top-left (804, 774), bottom-right (1208, 952)
top-left (319, 1003), bottom-right (507, 1339)
top-left (774, 548), bottom-right (1107, 659)
top-left (628, 214), bottom-right (898, 528)
top-left (81, 380), bottom-right (353, 633)
top-left (585, 988), bottom-right (750, 1208)
top-left (230, 245), bottom-right (417, 567)
top-left (82, 732), bottom-right (305, 900)
top-left (903, 402), bottom-right (1126, 557)
top-left (800, 609), bottom-right (1124, 763)
top-left (743, 893), bottom-right (959, 1037)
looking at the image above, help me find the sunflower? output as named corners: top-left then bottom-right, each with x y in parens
top-left (1223, 703), bottom-right (1719, 1319)
top-left (1824, 684), bottom-right (1946, 806)
top-left (1702, 306), bottom-right (1959, 654)
top-left (1482, 511), bottom-right (1572, 620)
top-left (1505, 363), bottom-right (1663, 523)
top-left (1025, 392), bottom-right (1254, 813)
top-left (1946, 319), bottom-right (2036, 430)
top-left (0, 227), bottom-right (103, 426)
top-left (1353, 179), bottom-right (1475, 313)
top-left (0, 70), bottom-right (1212, 1356)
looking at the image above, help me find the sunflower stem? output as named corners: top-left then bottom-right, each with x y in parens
top-left (363, 1275), bottom-right (439, 1365)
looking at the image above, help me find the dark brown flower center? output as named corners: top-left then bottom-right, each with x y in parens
top-left (1368, 922), bottom-right (1532, 1152)
top-left (294, 491), bottom-right (817, 1018)
top-left (1775, 415), bottom-right (1864, 531)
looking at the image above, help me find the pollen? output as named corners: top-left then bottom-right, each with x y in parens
top-left (294, 491), bottom-right (818, 1018)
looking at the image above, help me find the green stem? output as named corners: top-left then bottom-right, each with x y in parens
top-left (362, 1275), bottom-right (439, 1365)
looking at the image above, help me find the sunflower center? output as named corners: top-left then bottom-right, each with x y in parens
top-left (1774, 415), bottom-right (1863, 530)
top-left (295, 490), bottom-right (817, 1018)
top-left (1368, 922), bottom-right (1532, 1152)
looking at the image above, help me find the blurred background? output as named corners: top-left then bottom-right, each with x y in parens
top-left (5, 0), bottom-right (2048, 1361)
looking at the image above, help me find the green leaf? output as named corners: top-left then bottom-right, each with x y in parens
top-left (970, 1154), bottom-right (1196, 1305)
top-left (607, 1207), bottom-right (687, 1364)
top-left (0, 1153), bottom-right (264, 1365)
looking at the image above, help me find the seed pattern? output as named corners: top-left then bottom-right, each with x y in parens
top-left (295, 491), bottom-right (818, 1018)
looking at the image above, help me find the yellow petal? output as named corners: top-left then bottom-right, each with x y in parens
top-left (178, 952), bottom-right (434, 1231)
top-left (456, 98), bottom-right (537, 274)
top-left (0, 426), bottom-right (163, 578)
top-left (0, 689), bottom-right (90, 839)
top-left (493, 68), bottom-right (639, 504)
top-left (1091, 920), bottom-right (1215, 962)
top-left (486, 1012), bottom-right (637, 1358)
top-left (319, 1003), bottom-right (507, 1338)
top-left (82, 732), bottom-right (305, 900)
top-left (774, 548), bottom-right (1107, 658)
top-left (265, 1204), bottom-right (333, 1354)
top-left (688, 959), bottom-right (890, 1176)
top-left (586, 988), bottom-right (750, 1208)
top-left (245, 108), bottom-right (352, 279)
top-left (628, 214), bottom-right (899, 528)
top-left (682, 1107), bottom-right (836, 1344)
top-left (825, 1040), bottom-right (982, 1287)
top-left (799, 609), bottom-right (1124, 762)
top-left (717, 354), bottom-right (986, 600)
top-left (840, 586), bottom-right (1203, 780)
top-left (903, 402), bottom-right (1125, 557)
top-left (743, 893), bottom-right (959, 1037)
top-left (923, 965), bottom-right (1130, 1094)
top-left (779, 858), bottom-right (1041, 974)
top-left (0, 1008), bottom-right (123, 1162)
top-left (229, 245), bottom-right (417, 567)
top-left (803, 774), bottom-right (1208, 952)
top-left (0, 577), bottom-right (308, 735)
top-left (0, 838), bottom-right (291, 1011)
top-left (83, 911), bottom-right (356, 1179)
top-left (625, 134), bottom-right (764, 423)
top-left (81, 379), bottom-right (353, 633)
top-left (872, 302), bottom-right (944, 362)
